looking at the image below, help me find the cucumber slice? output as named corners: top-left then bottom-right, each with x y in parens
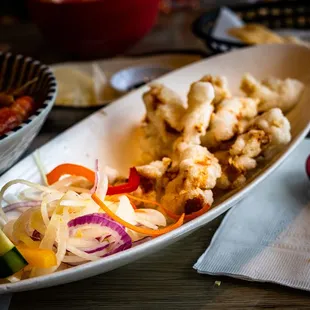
top-left (0, 230), bottom-right (28, 278)
top-left (0, 230), bottom-right (15, 256)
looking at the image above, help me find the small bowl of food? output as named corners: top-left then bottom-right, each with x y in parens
top-left (0, 52), bottom-right (57, 174)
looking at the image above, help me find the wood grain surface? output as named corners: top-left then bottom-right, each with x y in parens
top-left (1, 9), bottom-right (310, 310)
top-left (10, 213), bottom-right (310, 310)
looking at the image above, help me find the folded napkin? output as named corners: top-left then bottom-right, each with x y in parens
top-left (194, 139), bottom-right (310, 291)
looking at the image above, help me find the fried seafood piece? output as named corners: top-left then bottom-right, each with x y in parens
top-left (201, 96), bottom-right (258, 148)
top-left (215, 108), bottom-right (291, 189)
top-left (133, 158), bottom-right (172, 207)
top-left (134, 142), bottom-right (222, 214)
top-left (160, 142), bottom-right (221, 214)
top-left (181, 81), bottom-right (215, 144)
top-left (175, 142), bottom-right (222, 189)
top-left (161, 188), bottom-right (214, 215)
top-left (138, 80), bottom-right (223, 213)
top-left (200, 75), bottom-right (231, 105)
top-left (234, 108), bottom-right (291, 159)
top-left (139, 123), bottom-right (171, 163)
top-left (212, 150), bottom-right (247, 190)
top-left (136, 158), bottom-right (172, 180)
top-left (141, 80), bottom-right (217, 157)
top-left (240, 73), bottom-right (304, 113)
top-left (140, 83), bottom-right (187, 161)
top-left (142, 83), bottom-right (186, 142)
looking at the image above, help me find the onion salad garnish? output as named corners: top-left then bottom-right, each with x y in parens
top-left (0, 161), bottom-right (185, 281)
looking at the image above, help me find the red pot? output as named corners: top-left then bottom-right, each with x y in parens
top-left (28, 0), bottom-right (160, 58)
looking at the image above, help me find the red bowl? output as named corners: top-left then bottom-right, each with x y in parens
top-left (27, 0), bottom-right (160, 58)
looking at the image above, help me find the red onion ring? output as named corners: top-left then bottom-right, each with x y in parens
top-left (68, 213), bottom-right (131, 256)
top-left (85, 241), bottom-right (110, 254)
top-left (102, 242), bottom-right (131, 257)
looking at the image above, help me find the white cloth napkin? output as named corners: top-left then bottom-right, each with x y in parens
top-left (194, 139), bottom-right (310, 291)
top-left (212, 7), bottom-right (245, 42)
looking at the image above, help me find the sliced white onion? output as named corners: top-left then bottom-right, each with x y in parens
top-left (19, 188), bottom-right (43, 201)
top-left (7, 273), bottom-right (22, 283)
top-left (3, 219), bottom-right (17, 243)
top-left (51, 176), bottom-right (89, 190)
top-left (40, 199), bottom-right (50, 227)
top-left (62, 186), bottom-right (90, 194)
top-left (32, 214), bottom-right (68, 277)
top-left (0, 179), bottom-right (58, 223)
top-left (67, 238), bottom-right (100, 248)
top-left (60, 200), bottom-right (91, 207)
top-left (55, 216), bottom-right (68, 267)
top-left (4, 201), bottom-right (42, 213)
top-left (97, 172), bottom-right (108, 200)
top-left (135, 209), bottom-right (167, 227)
top-left (66, 245), bottom-right (99, 261)
top-left (126, 229), bottom-right (146, 242)
top-left (61, 190), bottom-right (80, 201)
top-left (0, 161), bottom-right (172, 279)
top-left (39, 212), bottom-right (59, 250)
top-left (116, 196), bottom-right (137, 225)
top-left (135, 218), bottom-right (158, 230)
top-left (62, 255), bottom-right (88, 264)
top-left (12, 207), bottom-right (40, 248)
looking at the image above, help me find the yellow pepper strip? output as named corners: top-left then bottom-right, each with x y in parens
top-left (16, 246), bottom-right (57, 268)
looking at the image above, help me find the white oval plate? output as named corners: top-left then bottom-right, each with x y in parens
top-left (0, 44), bottom-right (309, 293)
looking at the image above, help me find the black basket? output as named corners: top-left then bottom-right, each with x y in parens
top-left (192, 0), bottom-right (310, 54)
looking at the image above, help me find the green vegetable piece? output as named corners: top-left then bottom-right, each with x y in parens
top-left (0, 230), bottom-right (28, 278)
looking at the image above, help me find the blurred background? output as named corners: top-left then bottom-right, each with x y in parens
top-left (0, 0), bottom-right (267, 61)
top-left (1, 1), bottom-right (258, 20)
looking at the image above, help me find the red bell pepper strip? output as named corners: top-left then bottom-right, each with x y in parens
top-left (46, 163), bottom-right (140, 195)
top-left (46, 163), bottom-right (96, 185)
top-left (106, 167), bottom-right (140, 195)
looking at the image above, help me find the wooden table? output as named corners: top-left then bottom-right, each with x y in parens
top-left (2, 10), bottom-right (310, 310)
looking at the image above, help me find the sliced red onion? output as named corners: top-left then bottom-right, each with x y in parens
top-left (85, 241), bottom-right (110, 254)
top-left (3, 200), bottom-right (42, 212)
top-left (94, 213), bottom-right (125, 229)
top-left (96, 234), bottom-right (111, 242)
top-left (306, 154), bottom-right (310, 180)
top-left (132, 237), bottom-right (152, 247)
top-left (89, 159), bottom-right (99, 195)
top-left (68, 213), bottom-right (132, 257)
top-left (102, 242), bottom-right (131, 257)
